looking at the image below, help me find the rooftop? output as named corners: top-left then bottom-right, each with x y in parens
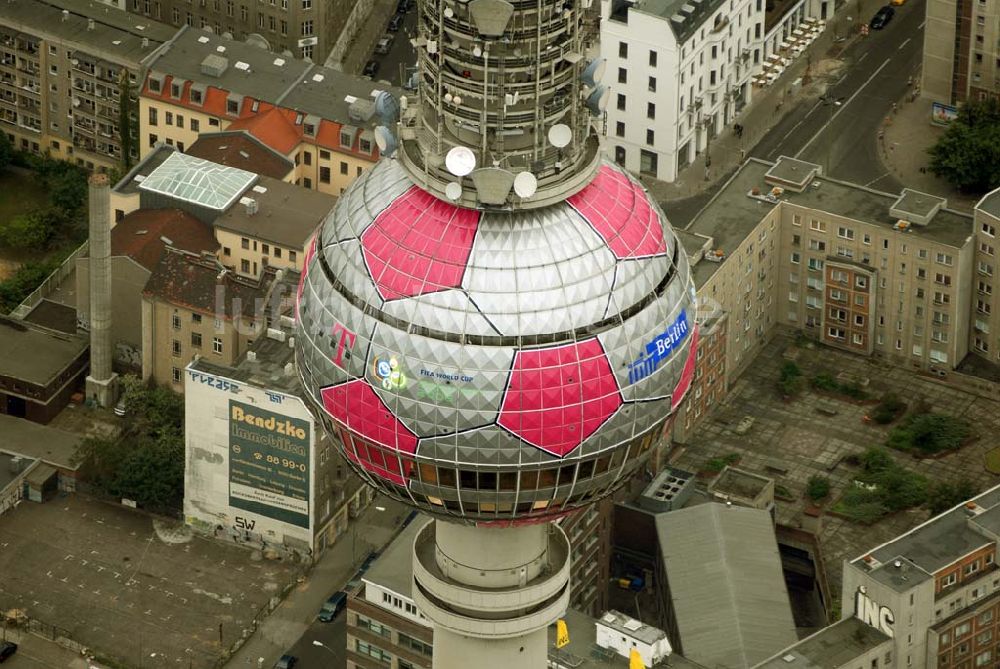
top-left (138, 151), bottom-right (258, 211)
top-left (754, 617), bottom-right (891, 669)
top-left (0, 0), bottom-right (176, 66)
top-left (110, 208), bottom-right (218, 271)
top-left (191, 269), bottom-right (302, 394)
top-left (616, 0), bottom-right (729, 44)
top-left (212, 176), bottom-right (334, 249)
top-left (142, 247), bottom-right (276, 320)
top-left (656, 503), bottom-right (797, 668)
top-left (709, 466), bottom-right (773, 502)
top-left (113, 145), bottom-right (175, 196)
top-left (22, 299), bottom-right (77, 334)
top-left (765, 157), bottom-right (821, 191)
top-left (0, 317), bottom-right (87, 386)
top-left (225, 109), bottom-right (302, 155)
top-left (0, 452), bottom-right (35, 493)
top-left (362, 517), bottom-right (427, 599)
top-left (674, 229), bottom-right (711, 260)
top-left (186, 132), bottom-right (294, 180)
top-left (685, 158), bottom-right (974, 286)
top-left (0, 413), bottom-right (83, 469)
top-left (890, 188), bottom-right (946, 224)
top-left (865, 556), bottom-right (933, 593)
top-left (853, 484), bottom-right (1000, 576)
top-left (978, 188), bottom-right (1000, 221)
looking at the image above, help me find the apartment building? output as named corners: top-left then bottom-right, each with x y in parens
top-left (139, 27), bottom-right (399, 195)
top-left (0, 0), bottom-right (177, 171)
top-left (118, 0), bottom-right (357, 63)
top-left (838, 484), bottom-right (1000, 669)
top-left (184, 316), bottom-right (366, 559)
top-left (600, 0), bottom-right (764, 181)
top-left (672, 156), bottom-right (975, 441)
top-left (922, 0), bottom-right (1000, 106)
top-left (141, 246), bottom-right (284, 389)
top-left (968, 191), bottom-right (1000, 360)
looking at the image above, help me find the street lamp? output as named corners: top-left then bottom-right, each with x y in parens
top-left (313, 640), bottom-right (337, 657)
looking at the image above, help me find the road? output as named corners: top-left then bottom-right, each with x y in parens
top-left (662, 0), bottom-right (924, 226)
top-left (752, 0), bottom-right (925, 189)
top-left (283, 613), bottom-right (347, 668)
top-left (368, 4), bottom-right (419, 88)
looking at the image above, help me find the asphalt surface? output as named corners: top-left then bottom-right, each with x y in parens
top-left (368, 5), bottom-right (419, 88)
top-left (753, 0), bottom-right (925, 189)
top-left (282, 613), bottom-right (347, 668)
top-left (662, 0), bottom-right (924, 227)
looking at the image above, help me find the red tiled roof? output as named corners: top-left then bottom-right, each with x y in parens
top-left (187, 131), bottom-right (294, 180)
top-left (226, 108), bottom-right (300, 156)
top-left (111, 208), bottom-right (219, 272)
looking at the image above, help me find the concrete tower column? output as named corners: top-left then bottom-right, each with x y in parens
top-left (412, 520), bottom-right (570, 669)
top-left (85, 173), bottom-right (119, 408)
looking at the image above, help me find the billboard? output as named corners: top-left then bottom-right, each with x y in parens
top-left (228, 400), bottom-right (311, 528)
top-left (931, 102), bottom-right (958, 126)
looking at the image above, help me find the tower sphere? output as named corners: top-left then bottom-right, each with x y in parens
top-left (295, 158), bottom-right (697, 526)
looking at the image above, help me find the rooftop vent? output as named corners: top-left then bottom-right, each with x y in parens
top-left (246, 350), bottom-right (257, 362)
top-left (87, 18), bottom-right (95, 30)
top-left (893, 219), bottom-right (911, 232)
top-left (200, 54), bottom-right (229, 78)
top-left (266, 328), bottom-right (286, 342)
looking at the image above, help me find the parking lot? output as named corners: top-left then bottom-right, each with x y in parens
top-left (674, 331), bottom-right (1000, 594)
top-left (0, 496), bottom-right (300, 669)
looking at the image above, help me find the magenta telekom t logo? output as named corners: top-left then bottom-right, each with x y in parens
top-left (330, 322), bottom-right (356, 368)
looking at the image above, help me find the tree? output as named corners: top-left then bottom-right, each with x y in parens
top-left (928, 98), bottom-right (1000, 193)
top-left (0, 131), bottom-right (12, 172)
top-left (806, 475), bottom-right (831, 502)
top-left (0, 259), bottom-right (58, 313)
top-left (926, 479), bottom-right (978, 515)
top-left (887, 413), bottom-right (971, 455)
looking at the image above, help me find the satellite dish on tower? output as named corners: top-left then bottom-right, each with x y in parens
top-left (513, 172), bottom-right (538, 199)
top-left (445, 182), bottom-right (463, 201)
top-left (445, 146), bottom-right (477, 176)
top-left (374, 91), bottom-right (399, 123)
top-left (580, 58), bottom-right (606, 87)
top-left (444, 6), bottom-right (454, 17)
top-left (585, 85), bottom-right (610, 115)
top-left (547, 124), bottom-right (572, 148)
top-left (374, 126), bottom-right (397, 156)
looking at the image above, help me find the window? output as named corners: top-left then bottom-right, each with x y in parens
top-left (980, 261), bottom-right (994, 276)
top-left (647, 102), bottom-right (655, 119)
top-left (956, 621), bottom-right (972, 637)
top-left (241, 259), bottom-right (250, 273)
top-left (837, 226), bottom-right (855, 240)
top-left (648, 76), bottom-right (657, 92)
top-left (302, 0), bottom-right (311, 7)
top-left (148, 108), bottom-right (158, 126)
top-left (853, 333), bottom-right (864, 345)
top-left (863, 233), bottom-right (871, 245)
top-left (965, 561), bottom-right (981, 576)
top-left (190, 118), bottom-right (200, 132)
top-left (355, 640), bottom-right (391, 663)
top-left (213, 337), bottom-right (223, 354)
top-left (617, 67), bottom-right (627, 84)
top-left (856, 276), bottom-right (868, 289)
top-left (289, 250), bottom-right (297, 262)
top-left (191, 332), bottom-right (202, 348)
top-left (788, 291), bottom-right (799, 302)
top-left (398, 633), bottom-right (433, 656)
top-left (171, 367), bottom-right (181, 383)
top-left (356, 616), bottom-right (391, 637)
top-left (320, 166), bottom-right (330, 183)
top-left (615, 121), bottom-right (625, 137)
top-left (172, 314), bottom-right (181, 330)
top-left (809, 219), bottom-right (826, 232)
top-left (807, 258), bottom-right (824, 271)
top-left (934, 291), bottom-right (950, 304)
top-left (792, 214), bottom-right (802, 226)
top-left (616, 94), bottom-right (626, 111)
top-left (165, 111), bottom-right (173, 126)
top-left (936, 252), bottom-right (954, 265)
top-left (936, 273), bottom-right (952, 285)
top-left (649, 50), bottom-right (657, 66)
top-left (619, 41), bottom-right (628, 58)
top-left (983, 222), bottom-right (996, 237)
top-left (275, 247), bottom-right (283, 259)
top-left (829, 308), bottom-right (846, 321)
top-left (790, 252), bottom-right (800, 264)
top-left (171, 339), bottom-right (181, 356)
top-left (809, 240), bottom-right (826, 251)
top-left (301, 19), bottom-right (313, 35)
top-left (828, 327), bottom-right (845, 339)
top-left (340, 161), bottom-right (348, 175)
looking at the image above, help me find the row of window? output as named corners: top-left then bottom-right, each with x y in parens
top-left (172, 335), bottom-right (223, 355)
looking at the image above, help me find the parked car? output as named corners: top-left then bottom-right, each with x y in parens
top-left (274, 654), bottom-right (297, 669)
top-left (388, 14), bottom-right (403, 31)
top-left (375, 35), bottom-right (394, 55)
top-left (0, 642), bottom-right (17, 663)
top-left (318, 591), bottom-right (348, 622)
top-left (396, 0), bottom-right (411, 13)
top-left (362, 60), bottom-right (380, 78)
top-left (361, 550), bottom-right (380, 572)
top-left (869, 5), bottom-right (894, 29)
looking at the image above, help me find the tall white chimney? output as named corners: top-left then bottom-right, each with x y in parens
top-left (85, 173), bottom-right (119, 408)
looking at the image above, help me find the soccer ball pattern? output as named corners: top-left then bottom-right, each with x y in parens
top-left (296, 159), bottom-right (697, 525)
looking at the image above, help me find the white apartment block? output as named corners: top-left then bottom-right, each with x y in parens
top-left (600, 0), bottom-right (765, 181)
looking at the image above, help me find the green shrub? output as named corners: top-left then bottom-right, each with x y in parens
top-left (811, 373), bottom-right (838, 391)
top-left (872, 393), bottom-right (906, 424)
top-left (887, 413), bottom-right (971, 455)
top-left (704, 458), bottom-right (727, 473)
top-left (926, 479), bottom-right (978, 515)
top-left (806, 475), bottom-right (831, 502)
top-left (832, 448), bottom-right (928, 523)
top-left (778, 361), bottom-right (805, 397)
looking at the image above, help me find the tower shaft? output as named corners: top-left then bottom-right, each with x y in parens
top-left (85, 173), bottom-right (119, 408)
top-left (412, 521), bottom-right (570, 669)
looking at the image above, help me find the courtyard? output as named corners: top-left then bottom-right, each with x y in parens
top-left (0, 495), bottom-right (302, 668)
top-left (674, 331), bottom-right (1000, 598)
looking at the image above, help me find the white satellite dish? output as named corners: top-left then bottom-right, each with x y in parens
top-left (374, 126), bottom-right (397, 156)
top-left (444, 92), bottom-right (453, 103)
top-left (548, 123), bottom-right (572, 148)
top-left (473, 46), bottom-right (482, 57)
top-left (445, 146), bottom-right (476, 176)
top-left (445, 182), bottom-right (463, 201)
top-left (444, 6), bottom-right (454, 17)
top-left (452, 95), bottom-right (462, 105)
top-left (513, 172), bottom-right (538, 199)
top-left (427, 40), bottom-right (438, 54)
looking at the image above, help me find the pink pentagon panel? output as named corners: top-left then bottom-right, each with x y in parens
top-left (295, 235), bottom-right (318, 321)
top-left (361, 187), bottom-right (481, 301)
top-left (671, 325), bottom-right (699, 411)
top-left (497, 338), bottom-right (622, 457)
top-left (566, 165), bottom-right (667, 259)
top-left (320, 380), bottom-right (418, 485)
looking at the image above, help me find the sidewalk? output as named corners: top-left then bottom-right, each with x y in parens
top-left (878, 92), bottom-right (978, 213)
top-left (0, 627), bottom-right (94, 669)
top-left (644, 2), bottom-right (864, 202)
top-left (224, 496), bottom-right (409, 668)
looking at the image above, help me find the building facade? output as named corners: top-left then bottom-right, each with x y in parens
top-left (673, 157), bottom-right (976, 441)
top-left (0, 0), bottom-right (177, 171)
top-left (600, 0), bottom-right (764, 182)
top-left (138, 28), bottom-right (397, 196)
top-left (922, 0), bottom-right (1000, 106)
top-left (118, 0), bottom-right (357, 63)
